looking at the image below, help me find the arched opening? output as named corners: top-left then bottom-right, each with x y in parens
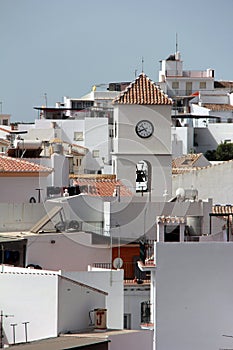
top-left (136, 160), bottom-right (152, 193)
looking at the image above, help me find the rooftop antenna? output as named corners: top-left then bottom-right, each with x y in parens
top-left (44, 93), bottom-right (47, 107)
top-left (176, 32), bottom-right (178, 54)
top-left (141, 56), bottom-right (144, 73)
top-left (174, 33), bottom-right (178, 126)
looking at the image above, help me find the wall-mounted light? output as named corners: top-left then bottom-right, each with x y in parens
top-left (50, 240), bottom-right (56, 244)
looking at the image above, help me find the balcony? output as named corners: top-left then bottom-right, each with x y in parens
top-left (141, 301), bottom-right (154, 330)
top-left (92, 261), bottom-right (150, 284)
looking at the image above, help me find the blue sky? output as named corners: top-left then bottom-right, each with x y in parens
top-left (0, 0), bottom-right (233, 122)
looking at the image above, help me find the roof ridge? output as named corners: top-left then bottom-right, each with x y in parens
top-left (113, 72), bottom-right (172, 105)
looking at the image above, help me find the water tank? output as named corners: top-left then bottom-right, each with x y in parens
top-left (14, 140), bottom-right (42, 149)
top-left (187, 216), bottom-right (201, 236)
top-left (94, 308), bottom-right (107, 330)
top-left (176, 187), bottom-right (185, 201)
top-left (53, 143), bottom-right (63, 154)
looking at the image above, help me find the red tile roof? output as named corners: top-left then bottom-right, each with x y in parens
top-left (212, 205), bottom-right (233, 215)
top-left (0, 155), bottom-right (52, 176)
top-left (113, 73), bottom-right (173, 105)
top-left (72, 175), bottom-right (132, 197)
top-left (214, 81), bottom-right (233, 90)
top-left (172, 153), bottom-right (206, 174)
top-left (203, 103), bottom-right (233, 111)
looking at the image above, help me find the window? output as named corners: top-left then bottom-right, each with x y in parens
top-left (76, 158), bottom-right (82, 167)
top-left (92, 150), bottom-right (100, 158)
top-left (2, 119), bottom-right (8, 126)
top-left (114, 121), bottom-right (117, 138)
top-left (172, 81), bottom-right (179, 89)
top-left (74, 132), bottom-right (83, 141)
top-left (199, 82), bottom-right (206, 89)
top-left (124, 314), bottom-right (131, 329)
top-left (186, 82), bottom-right (192, 95)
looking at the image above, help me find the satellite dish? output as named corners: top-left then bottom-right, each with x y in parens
top-left (176, 187), bottom-right (185, 201)
top-left (113, 257), bottom-right (123, 269)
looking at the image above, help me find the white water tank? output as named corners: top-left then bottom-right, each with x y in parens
top-left (187, 216), bottom-right (201, 236)
top-left (94, 308), bottom-right (107, 330)
top-left (14, 140), bottom-right (42, 149)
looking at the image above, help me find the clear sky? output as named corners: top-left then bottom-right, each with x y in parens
top-left (0, 0), bottom-right (233, 122)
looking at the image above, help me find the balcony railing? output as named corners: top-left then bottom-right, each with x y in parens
top-left (141, 301), bottom-right (151, 324)
top-left (92, 261), bottom-right (150, 283)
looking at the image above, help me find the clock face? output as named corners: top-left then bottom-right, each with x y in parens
top-left (135, 120), bottom-right (154, 138)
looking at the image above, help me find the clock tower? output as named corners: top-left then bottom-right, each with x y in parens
top-left (112, 73), bottom-right (173, 201)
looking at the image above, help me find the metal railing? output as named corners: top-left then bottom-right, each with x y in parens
top-left (141, 301), bottom-right (151, 324)
top-left (93, 260), bottom-right (151, 282)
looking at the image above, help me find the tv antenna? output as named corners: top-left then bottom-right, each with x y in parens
top-left (141, 56), bottom-right (144, 73)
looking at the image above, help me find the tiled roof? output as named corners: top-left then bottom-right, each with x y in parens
top-left (113, 73), bottom-right (173, 105)
top-left (214, 81), bottom-right (233, 90)
top-left (203, 103), bottom-right (233, 111)
top-left (212, 205), bottom-right (233, 215)
top-left (172, 154), bottom-right (203, 174)
top-left (0, 155), bottom-right (52, 176)
top-left (72, 175), bottom-right (132, 197)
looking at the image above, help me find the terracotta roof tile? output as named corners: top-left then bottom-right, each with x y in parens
top-left (212, 205), bottom-right (233, 215)
top-left (203, 103), bottom-right (233, 111)
top-left (172, 154), bottom-right (208, 175)
top-left (113, 73), bottom-right (173, 105)
top-left (73, 176), bottom-right (132, 197)
top-left (214, 81), bottom-right (233, 90)
top-left (0, 155), bottom-right (52, 174)
top-left (172, 153), bottom-right (202, 167)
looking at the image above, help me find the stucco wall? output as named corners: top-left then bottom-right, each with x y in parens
top-left (108, 330), bottom-right (153, 350)
top-left (26, 231), bottom-right (110, 271)
top-left (0, 176), bottom-right (48, 203)
top-left (58, 276), bottom-right (106, 333)
top-left (0, 203), bottom-right (47, 232)
top-left (63, 269), bottom-right (124, 330)
top-left (124, 286), bottom-right (150, 330)
top-left (172, 160), bottom-right (233, 205)
top-left (109, 199), bottom-right (212, 241)
top-left (113, 105), bottom-right (171, 155)
top-left (155, 242), bottom-right (233, 350)
top-left (0, 267), bottom-right (59, 345)
top-left (195, 124), bottom-right (233, 154)
top-left (112, 153), bottom-right (172, 200)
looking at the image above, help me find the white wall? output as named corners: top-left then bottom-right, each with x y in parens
top-left (112, 153), bottom-right (172, 200)
top-left (21, 118), bottom-right (110, 173)
top-left (26, 231), bottom-right (110, 271)
top-left (155, 242), bottom-right (233, 350)
top-left (63, 269), bottom-right (124, 330)
top-left (0, 176), bottom-right (48, 203)
top-left (194, 124), bottom-right (233, 153)
top-left (0, 267), bottom-right (58, 345)
top-left (52, 194), bottom-right (104, 225)
top-left (113, 105), bottom-right (171, 155)
top-left (124, 286), bottom-right (150, 330)
top-left (58, 276), bottom-right (106, 333)
top-left (0, 203), bottom-right (47, 232)
top-left (108, 330), bottom-right (153, 350)
top-left (172, 160), bottom-right (233, 205)
top-left (109, 199), bottom-right (211, 241)
top-left (31, 154), bottom-right (69, 188)
top-left (171, 126), bottom-right (193, 155)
